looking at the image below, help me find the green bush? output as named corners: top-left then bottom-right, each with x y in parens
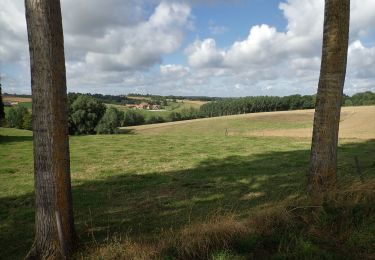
top-left (69, 95), bottom-right (106, 135)
top-left (6, 106), bottom-right (30, 129)
top-left (95, 107), bottom-right (122, 134)
top-left (22, 112), bottom-right (32, 130)
top-left (121, 110), bottom-right (145, 126)
top-left (147, 115), bottom-right (165, 124)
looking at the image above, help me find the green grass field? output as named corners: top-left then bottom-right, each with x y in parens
top-left (1, 109), bottom-right (374, 259)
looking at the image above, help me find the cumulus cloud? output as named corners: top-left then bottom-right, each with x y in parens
top-left (0, 1), bottom-right (191, 93)
top-left (186, 0), bottom-right (323, 69)
top-left (69, 1), bottom-right (191, 71)
top-left (1, 0), bottom-right (374, 96)
top-left (185, 39), bottom-right (225, 68)
top-left (184, 0), bottom-right (375, 96)
top-left (345, 40), bottom-right (375, 94)
top-left (0, 0), bottom-right (27, 62)
top-left (160, 64), bottom-right (190, 78)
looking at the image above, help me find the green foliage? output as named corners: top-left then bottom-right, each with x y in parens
top-left (199, 95), bottom-right (317, 117)
top-left (344, 91), bottom-right (375, 106)
top-left (6, 106), bottom-right (30, 129)
top-left (95, 107), bottom-right (122, 134)
top-left (169, 111), bottom-right (182, 121)
top-left (147, 115), bottom-right (165, 124)
top-left (121, 109), bottom-right (145, 126)
top-left (0, 86), bottom-right (5, 125)
top-left (22, 112), bottom-right (32, 130)
top-left (69, 95), bottom-right (106, 135)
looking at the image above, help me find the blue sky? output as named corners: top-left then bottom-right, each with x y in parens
top-left (1, 0), bottom-right (375, 97)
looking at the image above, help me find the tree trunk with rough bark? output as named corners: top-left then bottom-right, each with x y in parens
top-left (308, 0), bottom-right (350, 193)
top-left (25, 0), bottom-right (77, 258)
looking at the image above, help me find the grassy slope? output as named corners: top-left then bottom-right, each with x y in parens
top-left (0, 108), bottom-right (374, 259)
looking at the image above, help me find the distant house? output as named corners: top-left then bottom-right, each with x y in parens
top-left (139, 102), bottom-right (149, 109)
top-left (125, 102), bottom-right (161, 110)
top-left (151, 105), bottom-right (161, 110)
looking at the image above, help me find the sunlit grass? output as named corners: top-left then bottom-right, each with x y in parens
top-left (0, 109), bottom-right (374, 259)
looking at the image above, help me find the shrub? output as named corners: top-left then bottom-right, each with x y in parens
top-left (95, 107), bottom-right (122, 134)
top-left (121, 110), bottom-right (145, 126)
top-left (147, 116), bottom-right (165, 124)
top-left (69, 95), bottom-right (106, 135)
top-left (169, 112), bottom-right (182, 121)
top-left (6, 106), bottom-right (30, 129)
top-left (22, 112), bottom-right (32, 130)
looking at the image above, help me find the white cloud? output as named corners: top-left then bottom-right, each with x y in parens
top-left (160, 64), bottom-right (190, 78)
top-left (350, 0), bottom-right (375, 38)
top-left (183, 0), bottom-right (375, 96)
top-left (186, 39), bottom-right (225, 68)
top-left (69, 1), bottom-right (191, 71)
top-left (0, 0), bottom-right (27, 62)
top-left (0, 0), bottom-right (374, 96)
top-left (0, 1), bottom-right (191, 94)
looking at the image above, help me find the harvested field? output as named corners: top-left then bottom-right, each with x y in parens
top-left (2, 96), bottom-right (32, 103)
top-left (123, 106), bottom-right (375, 140)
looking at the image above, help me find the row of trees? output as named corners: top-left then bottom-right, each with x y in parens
top-left (198, 91), bottom-right (375, 118)
top-left (343, 91), bottom-right (375, 106)
top-left (4, 91), bottom-right (373, 133)
top-left (199, 95), bottom-right (315, 117)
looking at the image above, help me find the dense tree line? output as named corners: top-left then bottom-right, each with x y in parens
top-left (343, 91), bottom-right (375, 106)
top-left (128, 93), bottom-right (222, 102)
top-left (3, 91), bottom-right (374, 133)
top-left (198, 92), bottom-right (375, 118)
top-left (199, 95), bottom-right (316, 117)
top-left (68, 92), bottom-right (131, 105)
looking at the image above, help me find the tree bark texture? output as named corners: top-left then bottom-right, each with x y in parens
top-left (25, 0), bottom-right (77, 258)
top-left (308, 0), bottom-right (350, 193)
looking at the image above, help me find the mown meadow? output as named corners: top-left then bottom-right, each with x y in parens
top-left (1, 108), bottom-right (374, 259)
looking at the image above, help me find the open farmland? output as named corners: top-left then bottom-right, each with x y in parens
top-left (1, 106), bottom-right (375, 259)
top-left (123, 106), bottom-right (375, 140)
top-left (2, 96), bottom-right (32, 103)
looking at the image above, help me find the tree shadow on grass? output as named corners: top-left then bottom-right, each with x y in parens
top-left (1, 140), bottom-right (374, 259)
top-left (0, 135), bottom-right (33, 144)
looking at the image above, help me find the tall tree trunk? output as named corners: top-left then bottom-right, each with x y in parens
top-left (308, 0), bottom-right (350, 193)
top-left (25, 0), bottom-right (77, 258)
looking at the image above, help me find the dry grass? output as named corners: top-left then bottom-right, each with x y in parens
top-left (79, 179), bottom-right (375, 259)
top-left (123, 106), bottom-right (375, 139)
top-left (2, 96), bottom-right (32, 103)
